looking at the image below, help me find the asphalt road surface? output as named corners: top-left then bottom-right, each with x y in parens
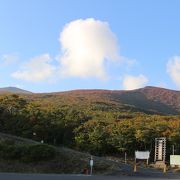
top-left (0, 173), bottom-right (180, 180)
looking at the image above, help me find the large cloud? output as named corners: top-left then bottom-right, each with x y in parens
top-left (12, 54), bottom-right (56, 82)
top-left (122, 74), bottom-right (148, 90)
top-left (59, 18), bottom-right (120, 79)
top-left (167, 56), bottom-right (180, 88)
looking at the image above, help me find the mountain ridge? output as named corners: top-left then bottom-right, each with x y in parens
top-left (0, 86), bottom-right (179, 115)
top-left (0, 87), bottom-right (32, 94)
top-left (0, 85), bottom-right (179, 94)
top-left (32, 86), bottom-right (180, 115)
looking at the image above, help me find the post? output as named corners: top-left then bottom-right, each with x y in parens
top-left (90, 165), bottom-right (92, 175)
top-left (134, 158), bottom-right (137, 172)
top-left (163, 164), bottom-right (166, 173)
top-left (125, 152), bottom-right (127, 164)
top-left (90, 156), bottom-right (93, 175)
top-left (147, 158), bottom-right (149, 165)
top-left (172, 145), bottom-right (175, 155)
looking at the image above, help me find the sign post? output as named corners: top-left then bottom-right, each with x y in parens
top-left (154, 137), bottom-right (166, 172)
top-left (125, 152), bottom-right (127, 164)
top-left (172, 145), bottom-right (175, 155)
top-left (134, 157), bottom-right (137, 172)
top-left (134, 151), bottom-right (150, 172)
top-left (90, 156), bottom-right (93, 175)
top-left (154, 138), bottom-right (166, 163)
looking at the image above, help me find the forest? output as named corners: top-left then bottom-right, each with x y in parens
top-left (0, 94), bottom-right (179, 158)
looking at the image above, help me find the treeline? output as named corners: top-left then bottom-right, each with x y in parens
top-left (0, 94), bottom-right (179, 156)
top-left (0, 94), bottom-right (90, 146)
top-left (75, 117), bottom-right (180, 156)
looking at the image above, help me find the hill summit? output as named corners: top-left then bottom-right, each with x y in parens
top-left (0, 87), bottom-right (32, 94)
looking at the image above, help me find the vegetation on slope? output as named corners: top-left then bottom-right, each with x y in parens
top-left (0, 133), bottom-right (117, 174)
top-left (0, 93), bottom-right (179, 158)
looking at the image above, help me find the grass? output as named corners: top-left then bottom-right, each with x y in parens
top-left (0, 132), bottom-right (117, 174)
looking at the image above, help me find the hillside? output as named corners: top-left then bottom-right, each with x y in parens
top-left (0, 132), bottom-right (119, 174)
top-left (0, 86), bottom-right (179, 161)
top-left (0, 86), bottom-right (179, 115)
top-left (137, 86), bottom-right (180, 110)
top-left (24, 86), bottom-right (179, 115)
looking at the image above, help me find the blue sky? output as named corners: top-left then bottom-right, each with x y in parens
top-left (0, 0), bottom-right (180, 92)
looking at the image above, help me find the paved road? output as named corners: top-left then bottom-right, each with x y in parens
top-left (0, 173), bottom-right (180, 180)
top-left (110, 162), bottom-right (180, 179)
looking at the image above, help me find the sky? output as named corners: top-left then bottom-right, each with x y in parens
top-left (0, 0), bottom-right (180, 92)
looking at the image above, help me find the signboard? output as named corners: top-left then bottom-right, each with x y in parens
top-left (134, 151), bottom-right (150, 170)
top-left (154, 137), bottom-right (166, 162)
top-left (158, 140), bottom-right (163, 160)
top-left (135, 151), bottom-right (150, 160)
top-left (170, 155), bottom-right (180, 166)
top-left (90, 159), bottom-right (93, 166)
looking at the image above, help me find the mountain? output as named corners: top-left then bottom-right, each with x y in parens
top-left (31, 86), bottom-right (180, 115)
top-left (135, 86), bottom-right (180, 109)
top-left (113, 86), bottom-right (180, 115)
top-left (0, 87), bottom-right (32, 94)
top-left (0, 86), bottom-right (179, 115)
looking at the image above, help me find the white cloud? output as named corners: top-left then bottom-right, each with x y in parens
top-left (12, 54), bottom-right (56, 82)
top-left (121, 56), bottom-right (137, 67)
top-left (1, 53), bottom-right (19, 64)
top-left (58, 18), bottom-right (120, 79)
top-left (122, 74), bottom-right (148, 90)
top-left (167, 56), bottom-right (180, 88)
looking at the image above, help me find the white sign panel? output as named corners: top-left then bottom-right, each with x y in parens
top-left (90, 159), bottom-right (93, 166)
top-left (135, 151), bottom-right (150, 160)
top-left (170, 155), bottom-right (180, 166)
top-left (158, 140), bottom-right (163, 160)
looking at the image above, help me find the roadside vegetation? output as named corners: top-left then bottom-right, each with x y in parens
top-left (0, 135), bottom-right (116, 174)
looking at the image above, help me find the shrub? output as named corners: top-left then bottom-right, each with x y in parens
top-left (0, 143), bottom-right (56, 162)
top-left (24, 144), bottom-right (56, 162)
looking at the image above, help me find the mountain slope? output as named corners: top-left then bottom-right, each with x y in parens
top-left (0, 86), bottom-right (179, 115)
top-left (111, 86), bottom-right (180, 115)
top-left (30, 86), bottom-right (180, 115)
top-left (0, 132), bottom-right (119, 174)
top-left (137, 86), bottom-right (180, 108)
top-left (0, 87), bottom-right (32, 94)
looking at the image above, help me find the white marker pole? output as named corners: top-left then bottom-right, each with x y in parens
top-left (125, 152), bottom-right (127, 164)
top-left (90, 156), bottom-right (93, 175)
